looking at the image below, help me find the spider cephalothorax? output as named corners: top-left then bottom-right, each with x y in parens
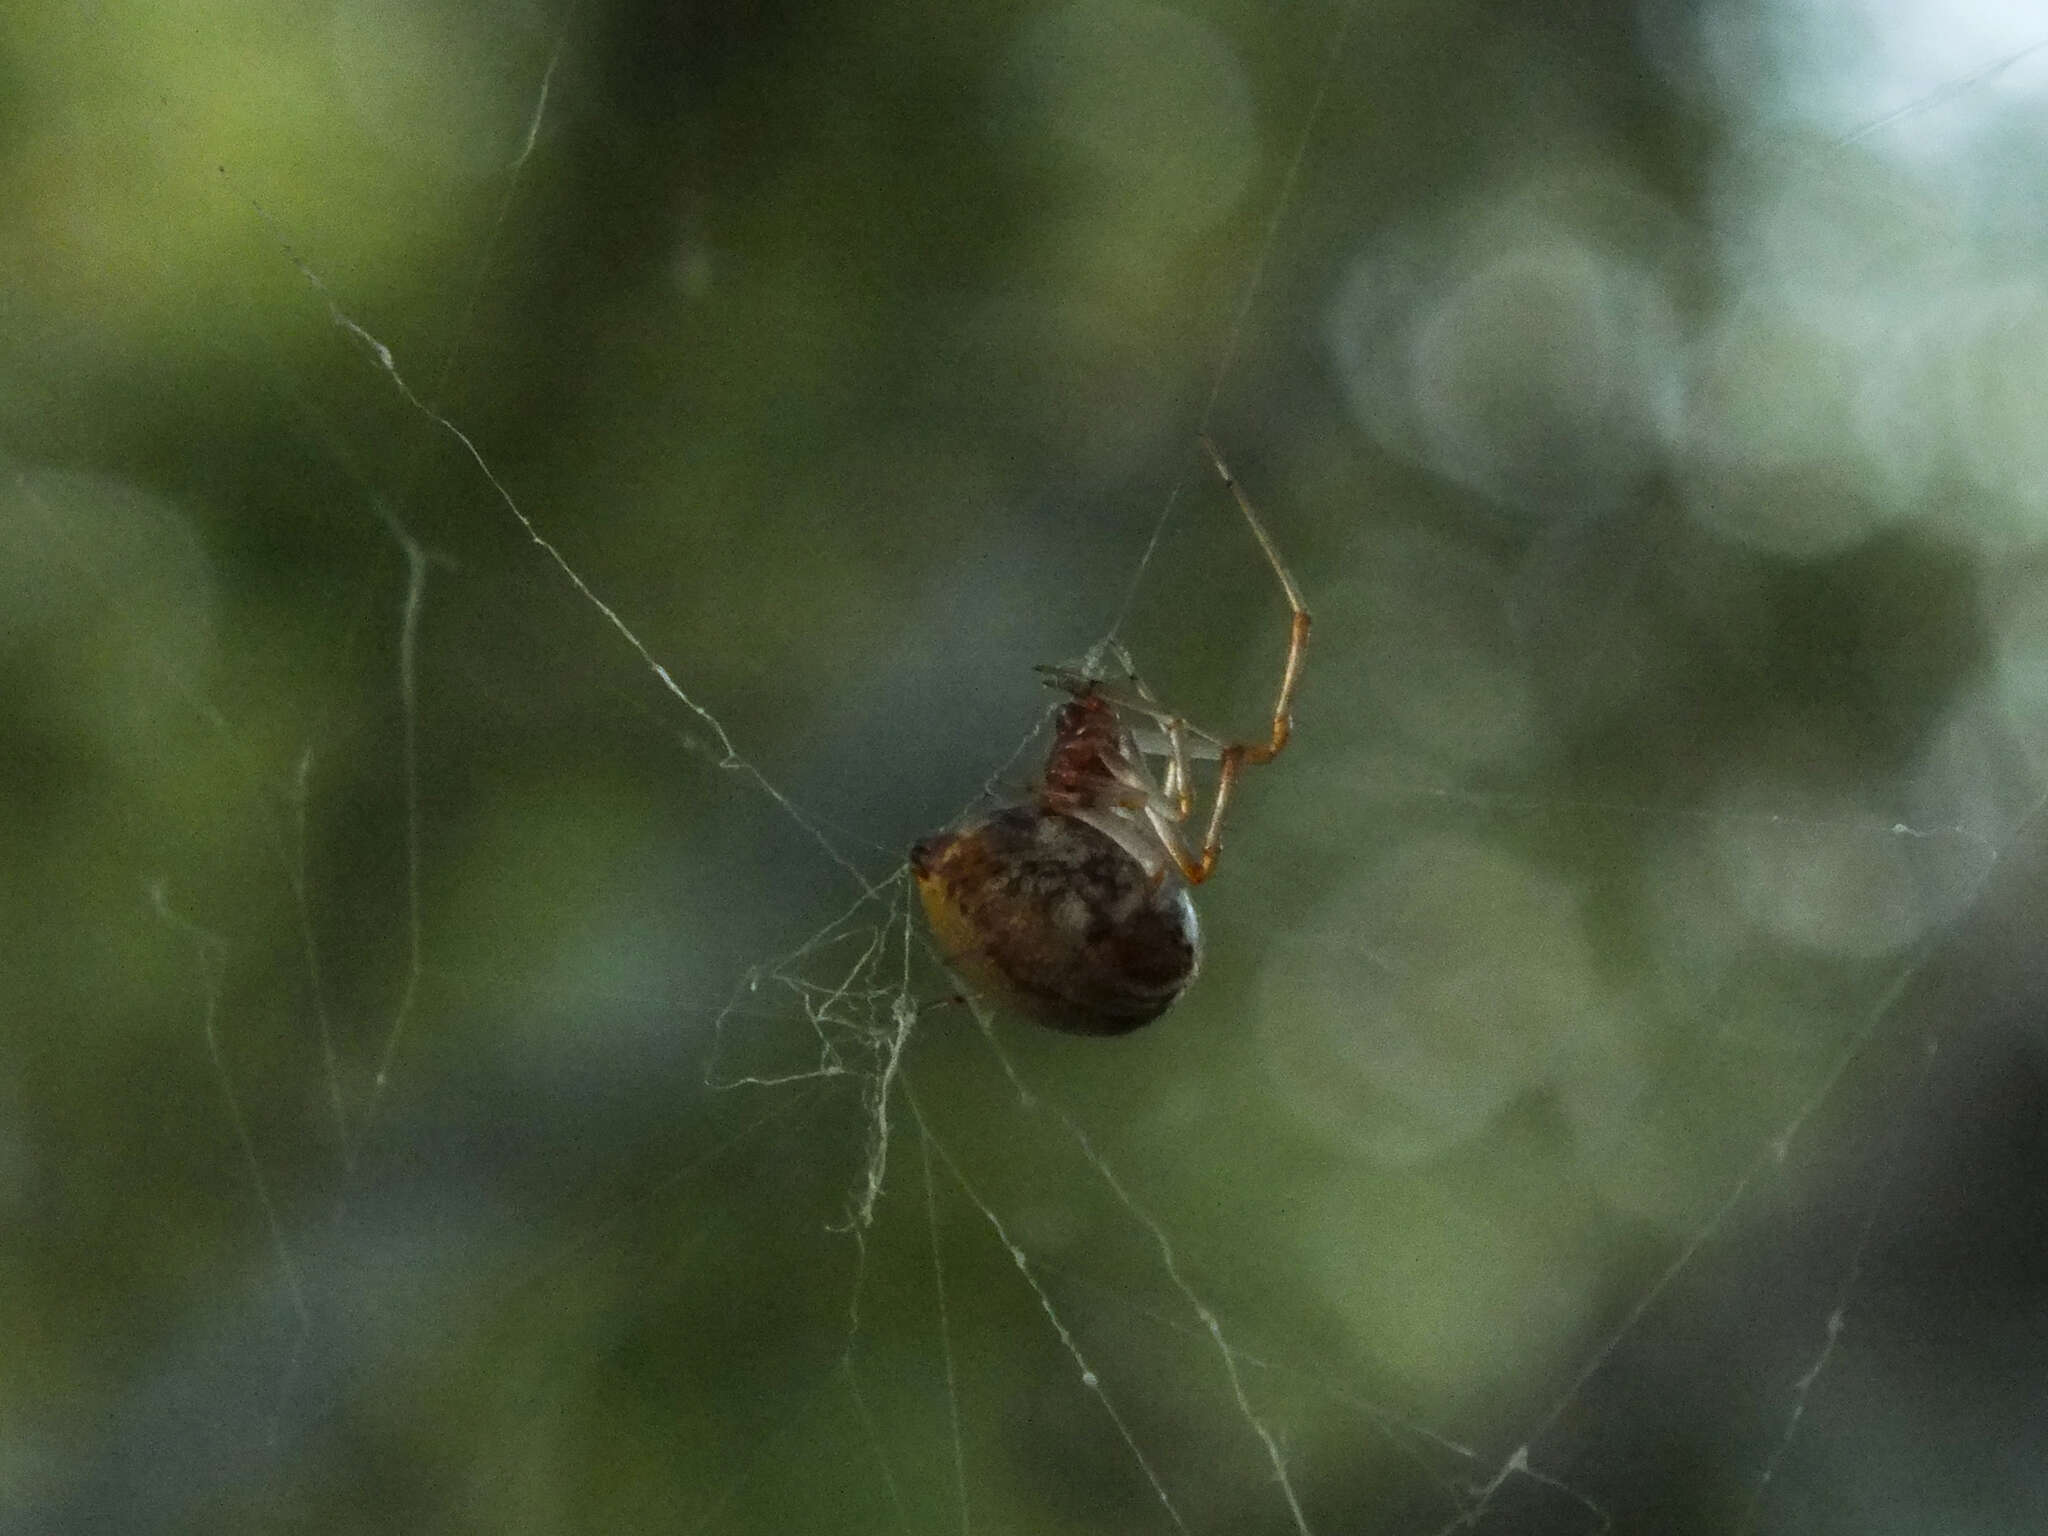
top-left (911, 443), bottom-right (1309, 1035)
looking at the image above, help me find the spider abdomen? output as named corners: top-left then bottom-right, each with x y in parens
top-left (910, 805), bottom-right (1201, 1036)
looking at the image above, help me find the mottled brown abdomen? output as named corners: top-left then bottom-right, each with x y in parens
top-left (910, 805), bottom-right (1201, 1035)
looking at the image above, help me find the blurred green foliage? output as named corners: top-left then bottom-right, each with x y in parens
top-left (5, 1), bottom-right (2047, 1533)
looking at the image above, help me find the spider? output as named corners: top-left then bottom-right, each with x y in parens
top-left (909, 440), bottom-right (1310, 1035)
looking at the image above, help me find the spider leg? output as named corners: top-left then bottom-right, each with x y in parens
top-left (1159, 714), bottom-right (1196, 820)
top-left (1115, 671), bottom-right (1199, 818)
top-left (1075, 635), bottom-right (1143, 685)
top-left (1087, 741), bottom-right (1210, 885)
top-left (1150, 442), bottom-right (1311, 884)
top-left (1144, 803), bottom-right (1210, 886)
top-left (1082, 680), bottom-right (1228, 752)
top-left (1040, 443), bottom-right (1309, 890)
top-left (1101, 736), bottom-right (1176, 820)
top-left (1090, 740), bottom-right (1206, 884)
top-left (1192, 745), bottom-right (1250, 879)
top-left (1035, 662), bottom-right (1096, 695)
top-left (1200, 437), bottom-right (1311, 766)
top-left (1132, 721), bottom-right (1224, 762)
top-left (1106, 700), bottom-right (1194, 820)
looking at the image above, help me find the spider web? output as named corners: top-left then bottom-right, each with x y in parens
top-left (10, 2), bottom-right (2048, 1534)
